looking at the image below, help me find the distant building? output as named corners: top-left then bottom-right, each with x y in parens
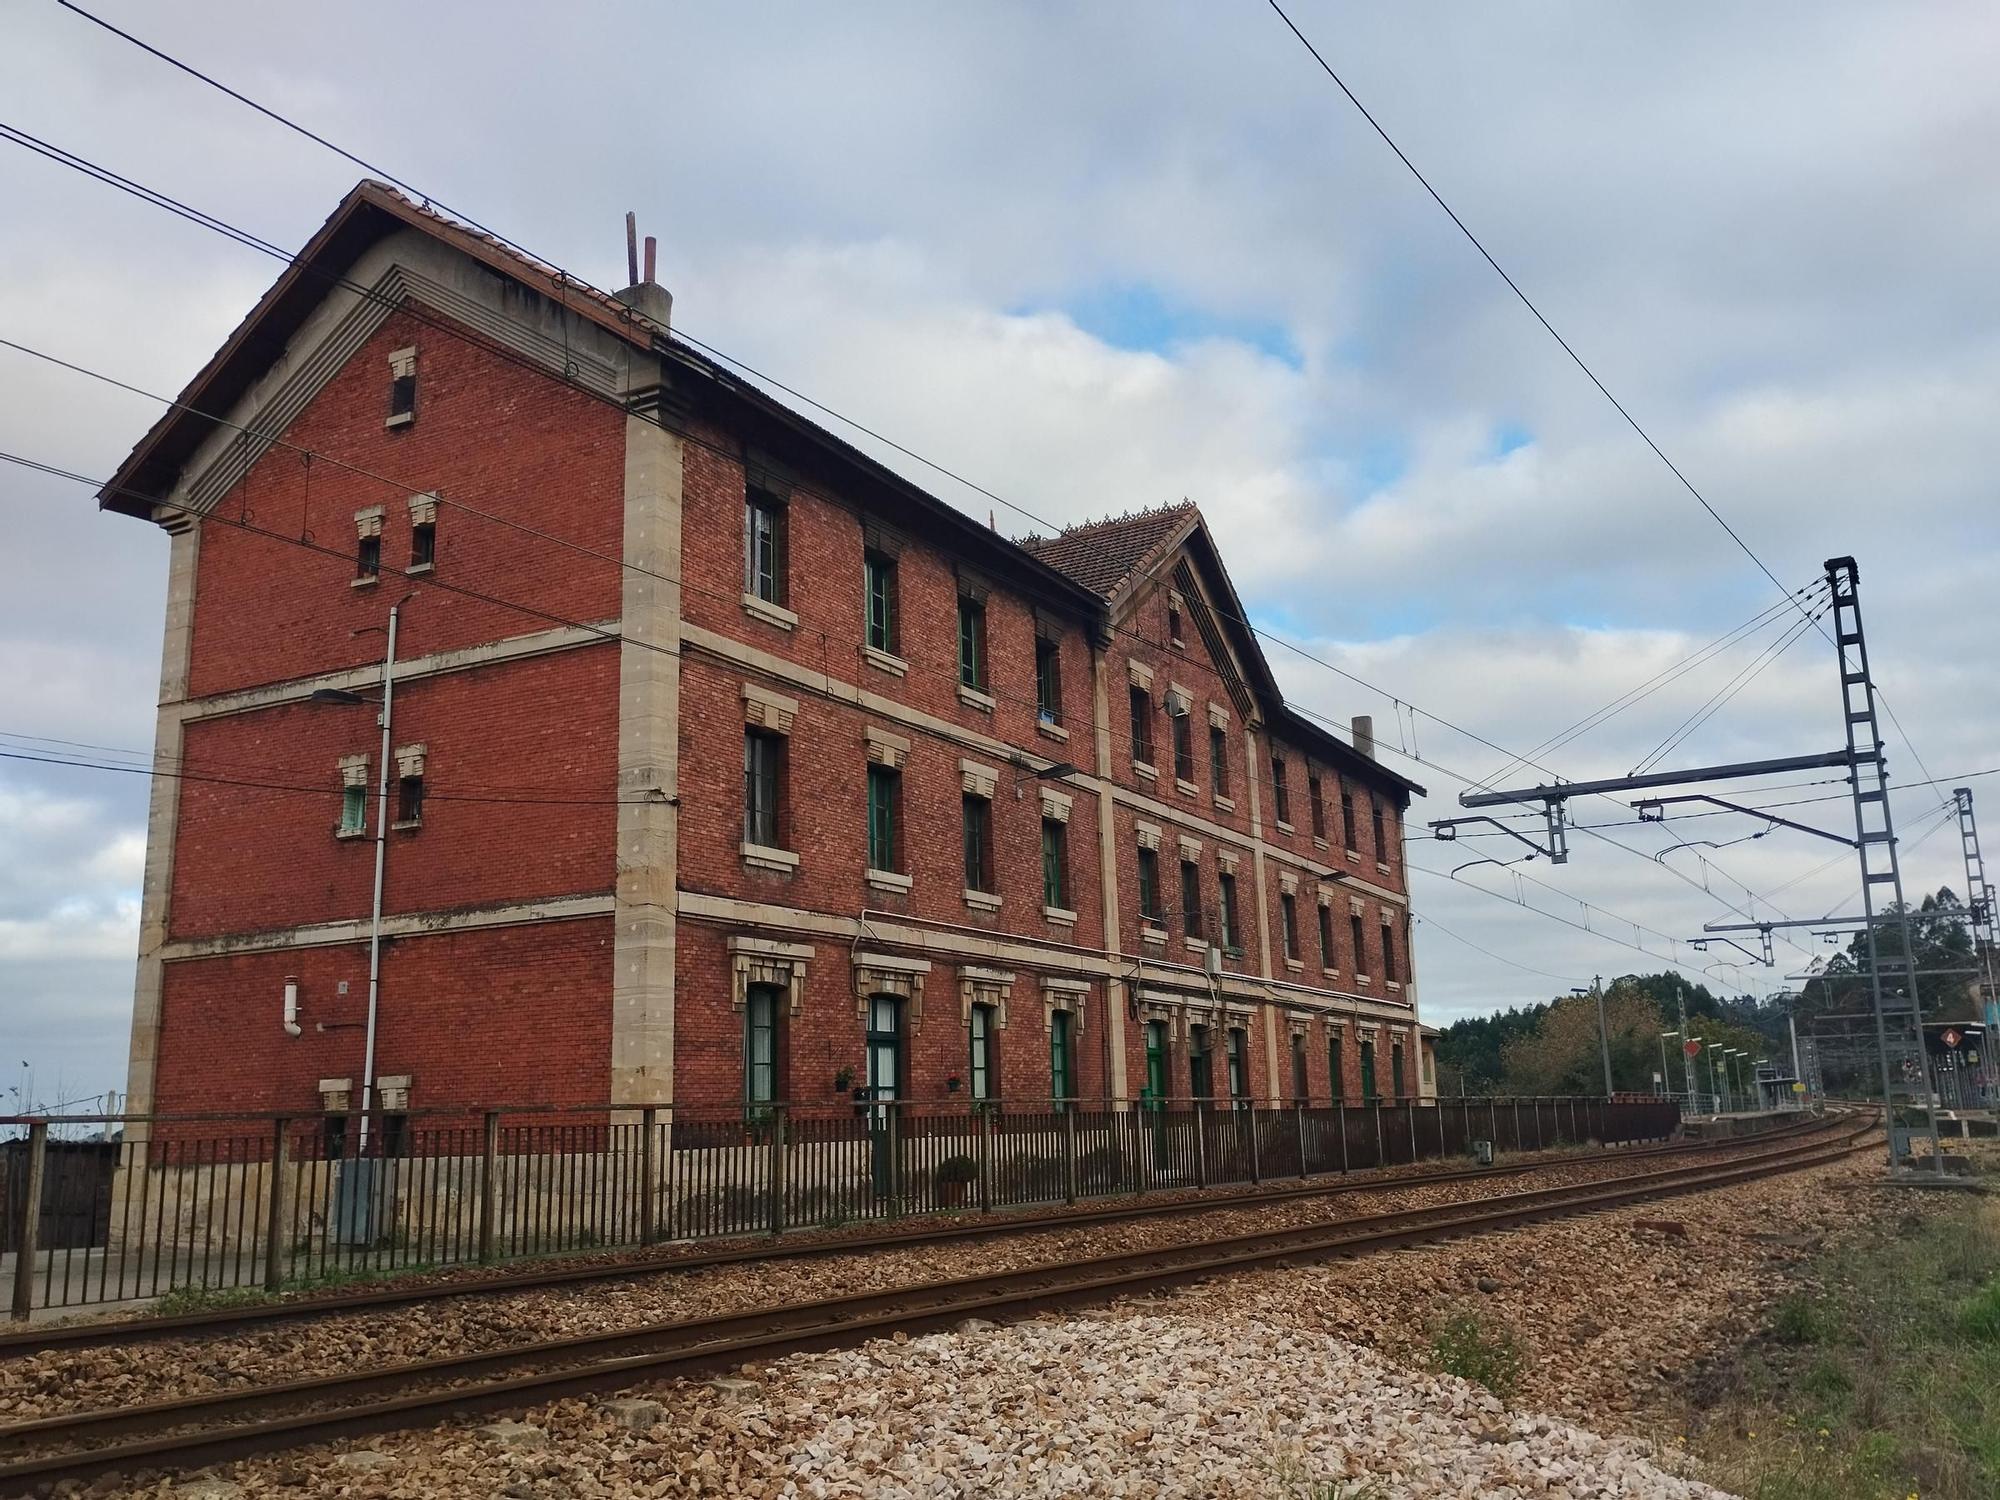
top-left (101, 181), bottom-right (1431, 1130)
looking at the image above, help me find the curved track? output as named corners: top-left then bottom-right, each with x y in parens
top-left (0, 1117), bottom-right (1873, 1490)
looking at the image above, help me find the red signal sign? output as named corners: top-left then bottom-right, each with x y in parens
top-left (1683, 1039), bottom-right (1702, 1057)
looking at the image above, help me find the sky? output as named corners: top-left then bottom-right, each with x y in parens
top-left (1, 1), bottom-right (1997, 1109)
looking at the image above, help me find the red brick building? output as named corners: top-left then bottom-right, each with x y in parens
top-left (104, 181), bottom-right (1433, 1128)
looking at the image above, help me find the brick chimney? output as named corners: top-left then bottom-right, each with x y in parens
top-left (1352, 715), bottom-right (1375, 761)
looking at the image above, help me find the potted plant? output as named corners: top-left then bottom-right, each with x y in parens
top-left (935, 1153), bottom-right (979, 1206)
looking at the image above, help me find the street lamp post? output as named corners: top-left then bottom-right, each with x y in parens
top-left (1575, 978), bottom-right (1613, 1099)
top-left (1659, 1030), bottom-right (1678, 1100)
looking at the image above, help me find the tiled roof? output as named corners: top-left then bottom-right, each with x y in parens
top-left (1020, 502), bottom-right (1199, 599)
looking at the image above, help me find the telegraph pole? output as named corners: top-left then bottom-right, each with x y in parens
top-left (1593, 975), bottom-right (1614, 1098)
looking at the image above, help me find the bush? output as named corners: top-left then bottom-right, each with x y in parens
top-left (936, 1153), bottom-right (979, 1185)
top-left (154, 1284), bottom-right (270, 1317)
top-left (1771, 1292), bottom-right (1828, 1345)
top-left (1956, 1278), bottom-right (2000, 1342)
top-left (1429, 1309), bottom-right (1524, 1398)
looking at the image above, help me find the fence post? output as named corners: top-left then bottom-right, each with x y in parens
top-left (638, 1107), bottom-right (658, 1245)
top-left (10, 1122), bottom-right (47, 1322)
top-left (1295, 1103), bottom-right (1309, 1178)
top-left (477, 1111), bottom-right (499, 1265)
top-left (1062, 1106), bottom-right (1079, 1205)
top-left (1193, 1105), bottom-right (1209, 1189)
top-left (1372, 1101), bottom-right (1384, 1167)
top-left (887, 1103), bottom-right (903, 1220)
top-left (1247, 1107), bottom-right (1262, 1185)
top-left (976, 1105), bottom-right (992, 1213)
top-left (1338, 1104), bottom-right (1349, 1173)
top-left (1408, 1099), bottom-right (1420, 1162)
top-left (263, 1117), bottom-right (290, 1294)
top-left (767, 1106), bottom-right (787, 1237)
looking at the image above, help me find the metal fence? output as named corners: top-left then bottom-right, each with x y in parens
top-left (3, 1094), bottom-right (1677, 1318)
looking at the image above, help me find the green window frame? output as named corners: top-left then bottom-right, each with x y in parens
top-left (864, 550), bottom-right (898, 654)
top-left (1143, 1019), bottom-right (1168, 1103)
top-left (339, 781), bottom-right (368, 836)
top-left (1391, 1042), bottom-right (1406, 1100)
top-left (745, 984), bottom-right (780, 1110)
top-left (962, 793), bottom-right (993, 893)
top-left (744, 729), bottom-right (784, 848)
top-left (1041, 817), bottom-right (1067, 908)
top-left (1050, 1009), bottom-right (1074, 1106)
top-left (1189, 1025), bottom-right (1213, 1100)
top-left (1180, 859), bottom-right (1202, 941)
top-left (1360, 1038), bottom-right (1378, 1101)
top-left (957, 594), bottom-right (986, 689)
top-left (1035, 636), bottom-right (1062, 724)
top-left (1226, 1026), bottom-right (1249, 1105)
top-left (866, 763), bottom-right (899, 872)
top-left (969, 1002), bottom-right (996, 1101)
top-left (1291, 1032), bottom-right (1309, 1102)
top-left (1218, 872), bottom-right (1238, 952)
top-left (1281, 892), bottom-right (1299, 960)
top-left (1328, 1034), bottom-right (1344, 1103)
top-left (1209, 722), bottom-right (1229, 796)
top-left (745, 487), bottom-right (786, 605)
top-left (1137, 844), bottom-right (1161, 923)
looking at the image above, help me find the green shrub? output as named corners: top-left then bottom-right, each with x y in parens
top-left (153, 1284), bottom-right (270, 1317)
top-left (1770, 1292), bottom-right (1829, 1345)
top-left (935, 1153), bottom-right (979, 1185)
top-left (1956, 1278), bottom-right (2000, 1342)
top-left (1429, 1308), bottom-right (1524, 1398)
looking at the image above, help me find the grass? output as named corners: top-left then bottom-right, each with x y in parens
top-left (1428, 1306), bottom-right (1524, 1399)
top-left (151, 1258), bottom-right (437, 1316)
top-left (1686, 1165), bottom-right (2000, 1500)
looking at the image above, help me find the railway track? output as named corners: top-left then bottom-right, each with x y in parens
top-left (0, 1112), bottom-right (1838, 1358)
top-left (0, 1117), bottom-right (1873, 1490)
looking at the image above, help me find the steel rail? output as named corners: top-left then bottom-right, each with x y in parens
top-left (0, 1113), bottom-right (1829, 1359)
top-left (0, 1123), bottom-right (1871, 1487)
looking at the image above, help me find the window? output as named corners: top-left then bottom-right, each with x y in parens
top-left (322, 1113), bottom-right (348, 1161)
top-left (1317, 904), bottom-right (1335, 967)
top-left (1218, 872), bottom-right (1239, 952)
top-left (1328, 1033), bottom-right (1344, 1103)
top-left (745, 487), bottom-right (787, 606)
top-left (1360, 1038), bottom-right (1378, 1101)
top-left (396, 771), bottom-right (425, 827)
top-left (387, 347), bottom-right (416, 426)
top-left (1291, 1032), bottom-right (1309, 1102)
top-left (1035, 637), bottom-right (1062, 724)
top-left (969, 1002), bottom-right (997, 1101)
top-left (1381, 919), bottom-right (1399, 983)
top-left (1309, 774), bottom-right (1326, 840)
top-left (866, 764), bottom-right (900, 873)
top-left (1143, 1019), bottom-right (1169, 1103)
top-left (1371, 795), bottom-right (1386, 859)
top-left (1341, 786), bottom-right (1357, 851)
top-left (1189, 1024), bottom-right (1213, 1100)
top-left (744, 729), bottom-right (785, 847)
top-left (410, 518), bottom-right (436, 570)
top-left (356, 533), bottom-right (381, 581)
top-left (962, 794), bottom-right (994, 893)
top-left (1350, 913), bottom-right (1367, 975)
top-left (1167, 599), bottom-right (1183, 646)
top-left (1180, 859), bottom-right (1203, 941)
top-left (1271, 756), bottom-right (1291, 824)
top-left (863, 550), bottom-right (898, 654)
top-left (1171, 708), bottom-right (1194, 782)
top-left (957, 594), bottom-right (987, 690)
top-left (1226, 1026), bottom-right (1249, 1105)
top-left (745, 984), bottom-right (780, 1110)
top-left (339, 782), bottom-right (368, 837)
top-left (1391, 1042), bottom-right (1406, 1100)
top-left (1041, 817), bottom-right (1068, 908)
top-left (1129, 685), bottom-right (1154, 766)
top-left (1281, 892), bottom-right (1300, 961)
top-left (1137, 845), bottom-right (1162, 923)
top-left (1050, 1009), bottom-right (1075, 1106)
top-left (1210, 723), bottom-right (1229, 797)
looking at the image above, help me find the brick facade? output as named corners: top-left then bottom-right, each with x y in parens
top-left (105, 182), bottom-right (1432, 1132)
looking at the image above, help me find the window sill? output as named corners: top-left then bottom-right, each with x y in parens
top-left (1385, 980), bottom-right (1403, 992)
top-left (1322, 967), bottom-right (1340, 981)
top-left (1376, 862), bottom-right (1392, 875)
top-left (1355, 973), bottom-right (1372, 987)
top-left (1274, 819), bottom-right (1296, 836)
top-left (1170, 637), bottom-right (1186, 652)
top-left (741, 593), bottom-right (798, 632)
top-left (1346, 849), bottom-right (1361, 864)
top-left (390, 819), bottom-right (423, 832)
top-left (865, 868), bottom-right (913, 893)
top-left (1174, 778), bottom-right (1199, 798)
top-left (384, 411), bottom-right (415, 430)
top-left (1132, 760), bottom-right (1158, 783)
top-left (740, 842), bottom-right (799, 874)
top-left (406, 561), bottom-right (435, 576)
top-left (350, 576), bottom-right (379, 590)
top-left (1312, 836), bottom-right (1329, 852)
top-left (1213, 794), bottom-right (1235, 813)
top-left (1183, 936), bottom-right (1209, 956)
top-left (334, 827), bottom-right (368, 841)
top-left (1285, 959), bottom-right (1304, 973)
top-left (861, 644), bottom-right (907, 678)
top-left (963, 888), bottom-right (1002, 912)
top-left (1140, 923), bottom-right (1168, 945)
top-left (957, 684), bottom-right (996, 713)
top-left (1042, 904), bottom-right (1078, 927)
top-left (1036, 719), bottom-right (1070, 744)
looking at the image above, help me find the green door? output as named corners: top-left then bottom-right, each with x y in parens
top-left (1360, 1039), bottom-right (1377, 1102)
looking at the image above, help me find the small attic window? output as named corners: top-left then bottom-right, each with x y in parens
top-left (386, 347), bottom-right (417, 429)
top-left (1167, 596), bottom-right (1184, 649)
